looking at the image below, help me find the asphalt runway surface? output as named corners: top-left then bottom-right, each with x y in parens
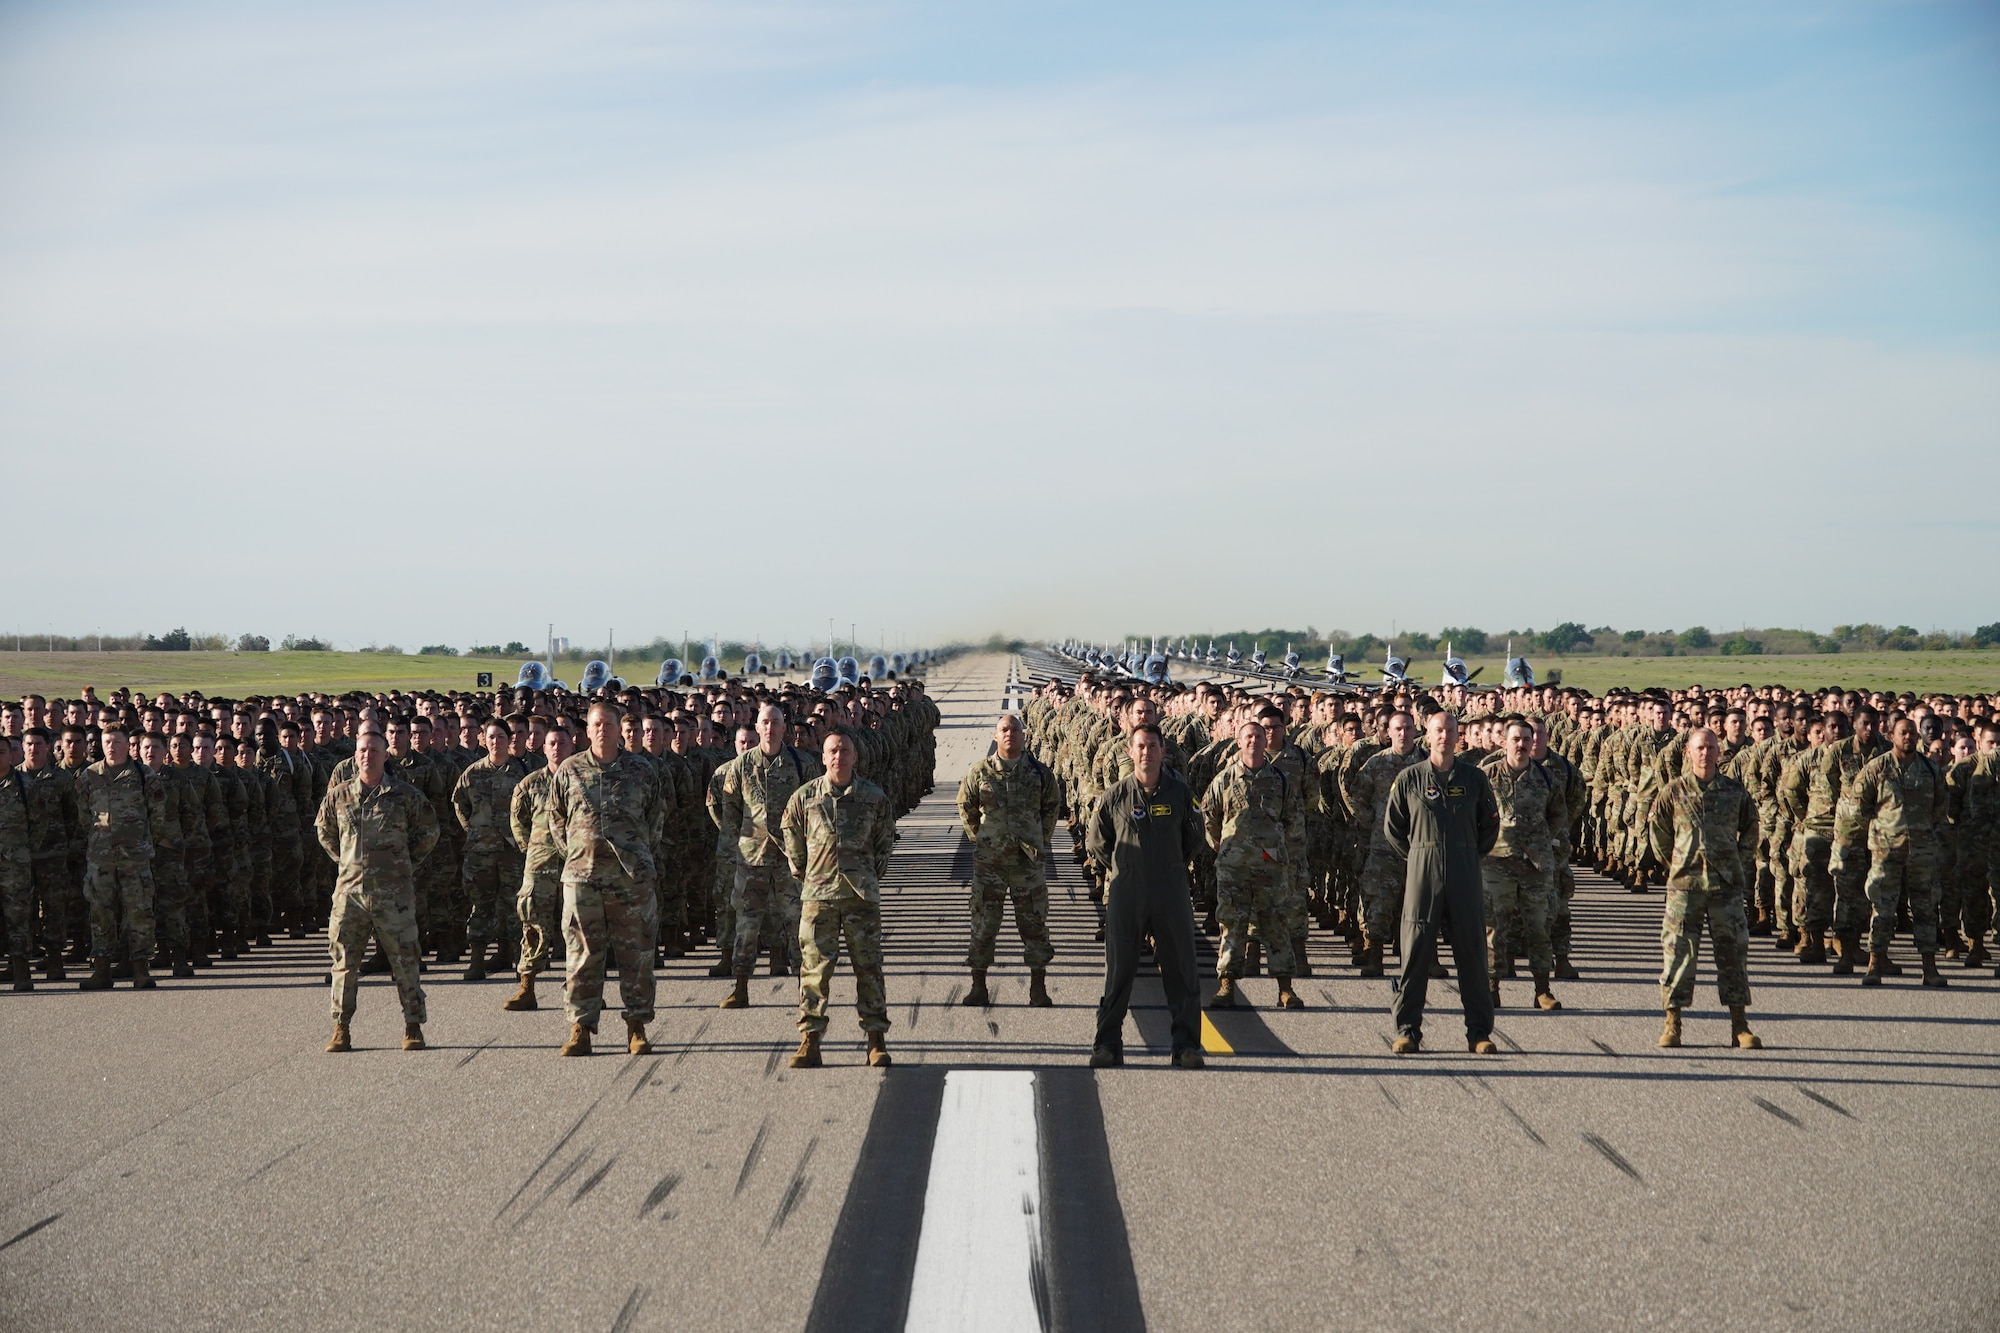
top-left (3, 653), bottom-right (1996, 1331)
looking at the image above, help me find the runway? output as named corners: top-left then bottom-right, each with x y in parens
top-left (2, 652), bottom-right (1995, 1331)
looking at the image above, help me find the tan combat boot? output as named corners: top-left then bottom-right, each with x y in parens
top-left (866, 1032), bottom-right (892, 1068)
top-left (1729, 1006), bottom-right (1761, 1049)
top-left (788, 1032), bottom-right (822, 1069)
top-left (559, 1023), bottom-right (592, 1057)
top-left (1276, 977), bottom-right (1305, 1010)
top-left (1359, 938), bottom-right (1385, 978)
top-left (8, 954), bottom-right (31, 993)
top-left (130, 959), bottom-right (156, 990)
top-left (1291, 934), bottom-right (1313, 979)
top-left (1533, 972), bottom-right (1563, 1011)
top-left (1829, 933), bottom-right (1860, 976)
top-left (961, 970), bottom-right (989, 1007)
top-left (1919, 952), bottom-right (1949, 989)
top-left (718, 975), bottom-right (750, 1009)
top-left (326, 1023), bottom-right (352, 1053)
top-left (502, 972), bottom-right (538, 1012)
top-left (1795, 930), bottom-right (1827, 965)
top-left (1488, 976), bottom-right (1503, 1009)
top-left (1658, 1007), bottom-right (1682, 1048)
top-left (768, 946), bottom-right (787, 978)
top-left (40, 952), bottom-right (64, 983)
top-left (1244, 939), bottom-right (1262, 977)
top-left (1207, 976), bottom-right (1237, 1009)
top-left (402, 1023), bottom-right (425, 1051)
top-left (627, 1018), bottom-right (652, 1055)
top-left (1861, 951), bottom-right (1890, 986)
top-left (1468, 1038), bottom-right (1498, 1054)
top-left (1027, 969), bottom-right (1052, 1008)
top-left (78, 958), bottom-right (112, 991)
top-left (1390, 1034), bottom-right (1420, 1055)
top-left (1552, 954), bottom-right (1579, 980)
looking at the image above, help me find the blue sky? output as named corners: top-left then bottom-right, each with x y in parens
top-left (1, 1), bottom-right (1994, 653)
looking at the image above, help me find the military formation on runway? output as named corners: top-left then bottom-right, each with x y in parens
top-left (0, 660), bottom-right (941, 1066)
top-left (2, 642), bottom-right (1995, 1064)
top-left (1023, 649), bottom-right (2000, 1054)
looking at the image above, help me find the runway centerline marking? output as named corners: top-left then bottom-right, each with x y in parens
top-left (905, 1070), bottom-right (1044, 1332)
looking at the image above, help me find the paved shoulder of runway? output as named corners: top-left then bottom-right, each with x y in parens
top-left (2, 653), bottom-right (1995, 1331)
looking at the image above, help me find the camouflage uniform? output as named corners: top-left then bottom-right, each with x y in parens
top-left (1349, 746), bottom-right (1427, 947)
top-left (1959, 754), bottom-right (1999, 946)
top-left (256, 749), bottom-right (304, 931)
top-left (75, 759), bottom-right (163, 963)
top-left (957, 750), bottom-right (1060, 970)
top-left (1201, 759), bottom-right (1302, 980)
top-left (21, 765), bottom-right (79, 956)
top-left (1479, 755), bottom-right (1560, 977)
top-left (316, 769), bottom-right (438, 1025)
top-left (549, 749), bottom-right (663, 1031)
top-left (1538, 747), bottom-right (1584, 962)
top-left (0, 768), bottom-right (34, 959)
top-left (1836, 750), bottom-right (1950, 955)
top-left (239, 758), bottom-right (273, 936)
top-left (1648, 769), bottom-right (1757, 1009)
top-left (148, 762), bottom-right (191, 963)
top-left (712, 744), bottom-right (820, 977)
top-left (783, 773), bottom-right (897, 1037)
top-left (453, 754), bottom-right (527, 960)
top-left (1810, 735), bottom-right (1888, 939)
top-left (508, 765), bottom-right (564, 974)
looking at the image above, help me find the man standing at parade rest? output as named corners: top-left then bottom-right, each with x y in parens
top-left (1087, 722), bottom-right (1208, 1070)
top-left (1348, 711), bottom-right (1427, 977)
top-left (0, 736), bottom-right (36, 991)
top-left (74, 724), bottom-right (164, 992)
top-left (1837, 715), bottom-right (1952, 989)
top-left (1647, 728), bottom-right (1762, 1050)
top-left (548, 699), bottom-right (663, 1058)
top-left (781, 730), bottom-right (897, 1070)
top-left (956, 711), bottom-right (1060, 1009)
top-left (1480, 717), bottom-right (1564, 1013)
top-left (1382, 712), bottom-right (1500, 1055)
top-left (316, 727), bottom-right (439, 1053)
top-left (713, 703), bottom-right (819, 1009)
top-left (502, 723), bottom-right (574, 1012)
top-left (1203, 716), bottom-right (1306, 1012)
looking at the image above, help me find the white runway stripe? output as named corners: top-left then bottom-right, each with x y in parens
top-left (904, 1070), bottom-right (1047, 1333)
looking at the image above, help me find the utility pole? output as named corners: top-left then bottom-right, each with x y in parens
top-left (609, 628), bottom-right (614, 677)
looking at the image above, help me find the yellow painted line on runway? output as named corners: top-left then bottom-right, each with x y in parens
top-left (1199, 1013), bottom-right (1233, 1054)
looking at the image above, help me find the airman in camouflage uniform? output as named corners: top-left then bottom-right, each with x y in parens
top-left (139, 733), bottom-right (194, 977)
top-left (1793, 709), bottom-right (1887, 973)
top-left (1480, 718), bottom-right (1564, 1012)
top-left (1531, 719), bottom-right (1584, 978)
top-left (782, 731), bottom-right (897, 1069)
top-left (1201, 718), bottom-right (1305, 1009)
top-left (1837, 716), bottom-right (1952, 988)
top-left (454, 718), bottom-right (527, 980)
top-left (503, 724), bottom-right (573, 1011)
top-left (956, 712), bottom-right (1060, 1007)
top-left (711, 704), bottom-right (820, 1008)
top-left (1647, 728), bottom-right (1760, 1050)
top-left (74, 725), bottom-right (164, 990)
top-left (316, 728), bottom-right (438, 1052)
top-left (548, 701), bottom-right (663, 1057)
top-left (18, 729), bottom-right (79, 982)
top-left (0, 736), bottom-right (37, 990)
top-left (1348, 712), bottom-right (1426, 976)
